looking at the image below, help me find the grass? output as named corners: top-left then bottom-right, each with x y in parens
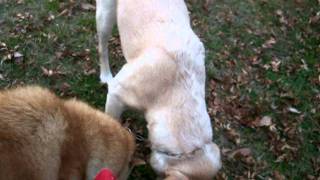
top-left (0, 0), bottom-right (319, 179)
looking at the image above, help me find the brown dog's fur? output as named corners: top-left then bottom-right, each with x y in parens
top-left (0, 86), bottom-right (135, 180)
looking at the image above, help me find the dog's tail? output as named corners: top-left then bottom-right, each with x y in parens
top-left (96, 0), bottom-right (117, 84)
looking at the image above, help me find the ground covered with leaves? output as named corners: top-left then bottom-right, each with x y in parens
top-left (0, 0), bottom-right (319, 179)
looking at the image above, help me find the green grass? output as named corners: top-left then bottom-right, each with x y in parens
top-left (1, 0), bottom-right (319, 179)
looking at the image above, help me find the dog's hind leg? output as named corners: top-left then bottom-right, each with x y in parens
top-left (96, 0), bottom-right (117, 84)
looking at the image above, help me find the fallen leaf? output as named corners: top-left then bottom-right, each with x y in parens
top-left (259, 116), bottom-right (272, 127)
top-left (131, 157), bottom-right (146, 167)
top-left (47, 14), bottom-right (55, 22)
top-left (17, 0), bottom-right (24, 4)
top-left (13, 51), bottom-right (23, 64)
top-left (287, 107), bottom-right (301, 114)
top-left (80, 3), bottom-right (96, 11)
top-left (84, 68), bottom-right (96, 76)
top-left (228, 148), bottom-right (252, 159)
top-left (41, 66), bottom-right (54, 77)
top-left (309, 12), bottom-right (320, 24)
top-left (57, 9), bottom-right (69, 17)
top-left (274, 170), bottom-right (285, 180)
top-left (203, 0), bottom-right (212, 11)
top-left (271, 58), bottom-right (281, 72)
top-left (55, 51), bottom-right (63, 59)
top-left (226, 128), bottom-right (240, 145)
top-left (275, 9), bottom-right (283, 16)
top-left (262, 37), bottom-right (276, 48)
top-left (221, 148), bottom-right (232, 156)
top-left (13, 52), bottom-right (23, 58)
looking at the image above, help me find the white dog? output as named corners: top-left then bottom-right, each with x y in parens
top-left (96, 0), bottom-right (221, 179)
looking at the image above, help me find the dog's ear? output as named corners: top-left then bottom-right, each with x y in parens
top-left (164, 170), bottom-right (189, 180)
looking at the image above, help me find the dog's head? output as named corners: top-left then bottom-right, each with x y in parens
top-left (80, 109), bottom-right (136, 180)
top-left (104, 125), bottom-right (136, 180)
top-left (150, 142), bottom-right (221, 180)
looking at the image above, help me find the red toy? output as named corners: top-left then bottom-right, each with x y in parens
top-left (94, 168), bottom-right (116, 180)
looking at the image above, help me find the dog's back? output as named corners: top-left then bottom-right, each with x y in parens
top-left (0, 86), bottom-right (135, 180)
top-left (117, 0), bottom-right (203, 61)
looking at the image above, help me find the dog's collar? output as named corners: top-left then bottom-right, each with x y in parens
top-left (155, 143), bottom-right (210, 159)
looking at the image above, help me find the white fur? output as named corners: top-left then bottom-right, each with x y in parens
top-left (96, 0), bottom-right (221, 178)
top-left (96, 0), bottom-right (116, 84)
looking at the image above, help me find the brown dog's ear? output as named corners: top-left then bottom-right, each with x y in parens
top-left (164, 170), bottom-right (189, 180)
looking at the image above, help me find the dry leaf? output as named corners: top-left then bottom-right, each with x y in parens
top-left (13, 51), bottom-right (23, 64)
top-left (226, 128), bottom-right (240, 144)
top-left (84, 69), bottom-right (96, 76)
top-left (203, 0), bottom-right (212, 11)
top-left (41, 66), bottom-right (54, 77)
top-left (271, 58), bottom-right (281, 72)
top-left (309, 12), bottom-right (320, 24)
top-left (131, 158), bottom-right (146, 167)
top-left (262, 37), bottom-right (276, 48)
top-left (13, 52), bottom-right (23, 58)
top-left (287, 107), bottom-right (301, 114)
top-left (228, 148), bottom-right (252, 159)
top-left (80, 3), bottom-right (96, 11)
top-left (259, 116), bottom-right (272, 127)
top-left (274, 170), bottom-right (285, 180)
top-left (276, 10), bottom-right (283, 16)
top-left (57, 9), bottom-right (69, 17)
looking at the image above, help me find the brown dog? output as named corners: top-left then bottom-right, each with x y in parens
top-left (0, 86), bottom-right (135, 180)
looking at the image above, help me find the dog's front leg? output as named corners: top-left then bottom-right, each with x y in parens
top-left (96, 0), bottom-right (117, 84)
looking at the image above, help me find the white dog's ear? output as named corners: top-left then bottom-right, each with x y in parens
top-left (164, 170), bottom-right (189, 180)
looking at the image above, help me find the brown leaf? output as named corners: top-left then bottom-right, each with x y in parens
top-left (226, 128), bottom-right (240, 145)
top-left (271, 57), bottom-right (281, 72)
top-left (57, 9), bottom-right (69, 17)
top-left (273, 170), bottom-right (285, 180)
top-left (262, 37), bottom-right (276, 48)
top-left (84, 68), bottom-right (96, 76)
top-left (131, 157), bottom-right (146, 167)
top-left (228, 148), bottom-right (252, 159)
top-left (309, 13), bottom-right (320, 24)
top-left (55, 51), bottom-right (63, 59)
top-left (203, 0), bottom-right (212, 11)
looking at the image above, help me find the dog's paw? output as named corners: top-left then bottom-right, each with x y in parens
top-left (100, 72), bottom-right (113, 84)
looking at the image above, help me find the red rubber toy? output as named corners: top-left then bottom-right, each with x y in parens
top-left (94, 168), bottom-right (116, 180)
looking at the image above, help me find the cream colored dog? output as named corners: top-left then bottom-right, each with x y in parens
top-left (0, 86), bottom-right (135, 180)
top-left (96, 0), bottom-right (221, 179)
